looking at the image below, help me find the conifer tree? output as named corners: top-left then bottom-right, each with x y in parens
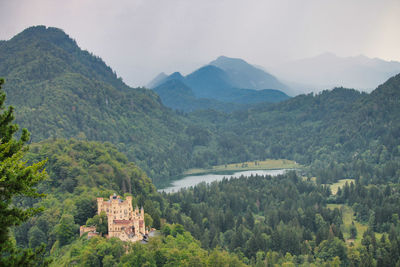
top-left (0, 78), bottom-right (49, 266)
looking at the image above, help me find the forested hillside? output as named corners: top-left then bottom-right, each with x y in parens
top-left (0, 26), bottom-right (196, 184)
top-left (11, 138), bottom-right (247, 266)
top-left (1, 26), bottom-right (399, 188)
top-left (16, 137), bottom-right (400, 266)
top-left (190, 76), bottom-right (400, 184)
top-left (162, 173), bottom-right (400, 266)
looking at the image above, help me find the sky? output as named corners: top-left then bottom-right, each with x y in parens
top-left (1, 0), bottom-right (400, 87)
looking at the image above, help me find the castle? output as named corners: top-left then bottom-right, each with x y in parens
top-left (80, 194), bottom-right (146, 242)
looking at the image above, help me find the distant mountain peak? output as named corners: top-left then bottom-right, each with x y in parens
top-left (169, 72), bottom-right (184, 79)
top-left (147, 72), bottom-right (167, 88)
top-left (212, 55), bottom-right (248, 64)
top-left (191, 65), bottom-right (227, 75)
top-left (209, 55), bottom-right (290, 93)
top-left (13, 25), bottom-right (77, 49)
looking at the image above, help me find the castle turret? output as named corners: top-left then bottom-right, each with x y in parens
top-left (97, 197), bottom-right (104, 215)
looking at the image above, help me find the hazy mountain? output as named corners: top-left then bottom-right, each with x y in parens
top-left (184, 65), bottom-right (234, 98)
top-left (150, 65), bottom-right (235, 98)
top-left (269, 52), bottom-right (400, 93)
top-left (153, 78), bottom-right (289, 112)
top-left (148, 71), bottom-right (185, 88)
top-left (153, 79), bottom-right (245, 112)
top-left (146, 72), bottom-right (167, 88)
top-left (209, 56), bottom-right (289, 93)
top-left (148, 58), bottom-right (290, 109)
top-left (150, 65), bottom-right (289, 111)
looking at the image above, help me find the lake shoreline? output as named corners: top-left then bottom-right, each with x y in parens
top-left (159, 168), bottom-right (296, 193)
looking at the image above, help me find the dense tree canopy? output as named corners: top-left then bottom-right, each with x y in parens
top-left (0, 78), bottom-right (48, 266)
top-left (2, 26), bottom-right (400, 188)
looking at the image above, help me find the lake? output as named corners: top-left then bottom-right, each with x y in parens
top-left (159, 169), bottom-right (287, 193)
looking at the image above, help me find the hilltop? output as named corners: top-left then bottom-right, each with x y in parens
top-left (0, 26), bottom-right (194, 184)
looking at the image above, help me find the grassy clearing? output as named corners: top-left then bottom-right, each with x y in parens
top-left (324, 179), bottom-right (355, 195)
top-left (327, 204), bottom-right (381, 246)
top-left (184, 159), bottom-right (300, 175)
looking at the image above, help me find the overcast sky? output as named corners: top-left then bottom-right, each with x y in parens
top-left (1, 0), bottom-right (400, 87)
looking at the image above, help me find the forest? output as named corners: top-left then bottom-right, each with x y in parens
top-left (1, 26), bottom-right (399, 188)
top-left (1, 26), bottom-right (400, 266)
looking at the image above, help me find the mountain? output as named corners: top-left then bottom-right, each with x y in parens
top-left (153, 79), bottom-right (246, 112)
top-left (148, 59), bottom-right (290, 111)
top-left (269, 52), bottom-right (400, 93)
top-left (184, 65), bottom-right (235, 98)
top-left (3, 26), bottom-right (399, 187)
top-left (146, 72), bottom-right (167, 88)
top-left (148, 71), bottom-right (185, 88)
top-left (209, 56), bottom-right (290, 93)
top-left (152, 67), bottom-right (290, 111)
top-left (0, 25), bottom-right (195, 185)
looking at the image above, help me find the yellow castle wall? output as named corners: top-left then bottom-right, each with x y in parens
top-left (96, 195), bottom-right (146, 241)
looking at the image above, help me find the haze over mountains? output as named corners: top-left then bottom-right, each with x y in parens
top-left (268, 52), bottom-right (400, 93)
top-left (148, 56), bottom-right (290, 111)
top-left (149, 52), bottom-right (400, 105)
top-left (209, 56), bottom-right (288, 91)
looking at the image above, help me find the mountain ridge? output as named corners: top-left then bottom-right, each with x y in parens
top-left (209, 55), bottom-right (289, 92)
top-left (0, 25), bottom-right (195, 184)
top-left (2, 26), bottom-right (400, 187)
top-left (147, 57), bottom-right (291, 111)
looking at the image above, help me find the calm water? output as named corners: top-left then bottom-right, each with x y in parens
top-left (159, 169), bottom-right (287, 193)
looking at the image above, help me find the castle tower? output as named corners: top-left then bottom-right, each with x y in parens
top-left (97, 197), bottom-right (104, 215)
top-left (93, 194), bottom-right (144, 242)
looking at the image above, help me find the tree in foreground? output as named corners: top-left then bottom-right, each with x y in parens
top-left (0, 78), bottom-right (49, 266)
